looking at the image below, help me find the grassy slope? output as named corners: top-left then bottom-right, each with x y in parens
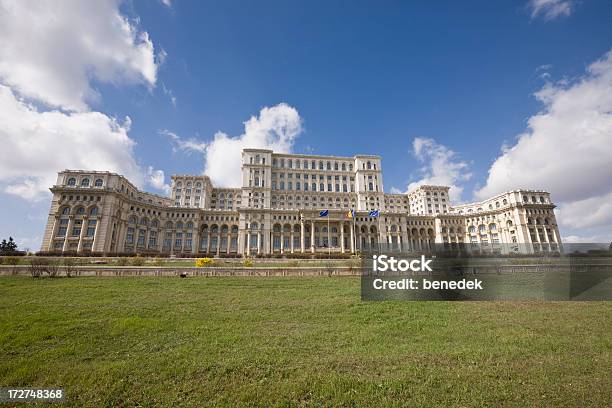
top-left (0, 277), bottom-right (610, 407)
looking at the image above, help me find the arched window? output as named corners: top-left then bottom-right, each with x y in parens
top-left (489, 223), bottom-right (497, 231)
top-left (81, 178), bottom-right (90, 187)
top-left (67, 178), bottom-right (76, 186)
top-left (186, 222), bottom-right (193, 229)
top-left (61, 207), bottom-right (70, 215)
top-left (165, 221), bottom-right (173, 229)
top-left (94, 179), bottom-right (103, 187)
top-left (176, 221), bottom-right (184, 229)
top-left (468, 226), bottom-right (476, 233)
top-left (89, 207), bottom-right (99, 216)
top-left (76, 207), bottom-right (85, 215)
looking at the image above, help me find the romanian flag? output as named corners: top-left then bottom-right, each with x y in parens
top-left (345, 209), bottom-right (355, 218)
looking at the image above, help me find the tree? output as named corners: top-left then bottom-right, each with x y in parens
top-left (0, 237), bottom-right (18, 253)
top-left (7, 237), bottom-right (17, 252)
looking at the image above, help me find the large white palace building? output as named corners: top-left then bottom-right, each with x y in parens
top-left (40, 149), bottom-right (562, 255)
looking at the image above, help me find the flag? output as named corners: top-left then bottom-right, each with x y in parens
top-left (319, 209), bottom-right (329, 217)
top-left (368, 210), bottom-right (379, 217)
top-left (345, 209), bottom-right (355, 218)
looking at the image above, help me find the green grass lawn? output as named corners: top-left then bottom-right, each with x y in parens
top-left (0, 277), bottom-right (610, 407)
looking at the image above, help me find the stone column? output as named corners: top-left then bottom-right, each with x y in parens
top-left (192, 228), bottom-right (199, 255)
top-left (206, 232), bottom-right (211, 253)
top-left (114, 221), bottom-right (123, 253)
top-left (246, 232), bottom-right (251, 256)
top-left (237, 230), bottom-right (244, 256)
top-left (257, 232), bottom-right (261, 254)
top-left (340, 222), bottom-right (345, 253)
top-left (144, 229), bottom-right (151, 252)
top-left (280, 232), bottom-right (284, 254)
top-left (47, 215), bottom-right (60, 251)
top-left (290, 232), bottom-right (294, 253)
top-left (92, 216), bottom-right (102, 253)
top-left (310, 221), bottom-right (315, 253)
top-left (300, 221), bottom-right (305, 253)
top-left (77, 216), bottom-right (88, 253)
top-left (62, 215), bottom-right (74, 252)
top-left (216, 232), bottom-right (221, 256)
top-left (350, 222), bottom-right (355, 253)
top-left (226, 232), bottom-right (231, 254)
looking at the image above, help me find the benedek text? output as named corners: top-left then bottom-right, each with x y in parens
top-left (372, 278), bottom-right (483, 290)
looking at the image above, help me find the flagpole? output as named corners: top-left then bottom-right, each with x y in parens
top-left (327, 213), bottom-right (330, 257)
top-left (352, 211), bottom-right (356, 254)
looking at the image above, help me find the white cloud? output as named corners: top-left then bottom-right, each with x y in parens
top-left (161, 129), bottom-right (207, 154)
top-left (160, 0), bottom-right (172, 8)
top-left (0, 85), bottom-right (143, 200)
top-left (0, 0), bottom-right (158, 111)
top-left (145, 166), bottom-right (171, 196)
top-left (404, 137), bottom-right (472, 202)
top-left (161, 82), bottom-right (177, 107)
top-left (477, 49), bottom-right (612, 242)
top-left (204, 103), bottom-right (302, 187)
top-left (164, 103), bottom-right (303, 187)
top-left (528, 0), bottom-right (575, 20)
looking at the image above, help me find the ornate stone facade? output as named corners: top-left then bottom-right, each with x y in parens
top-left (40, 148), bottom-right (562, 255)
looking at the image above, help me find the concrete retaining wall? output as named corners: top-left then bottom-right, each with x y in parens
top-left (0, 265), bottom-right (359, 277)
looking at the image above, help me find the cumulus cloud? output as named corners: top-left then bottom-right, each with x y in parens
top-left (528, 0), bottom-right (575, 20)
top-left (204, 103), bottom-right (302, 187)
top-left (477, 49), bottom-right (612, 241)
top-left (164, 103), bottom-right (303, 187)
top-left (145, 166), bottom-right (171, 196)
top-left (0, 0), bottom-right (172, 201)
top-left (404, 137), bottom-right (472, 202)
top-left (0, 0), bottom-right (158, 111)
top-left (0, 85), bottom-right (143, 200)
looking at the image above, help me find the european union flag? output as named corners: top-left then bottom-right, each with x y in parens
top-left (319, 209), bottom-right (329, 217)
top-left (368, 210), bottom-right (379, 217)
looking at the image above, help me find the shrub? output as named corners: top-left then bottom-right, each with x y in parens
top-left (243, 258), bottom-right (254, 267)
top-left (28, 258), bottom-right (59, 277)
top-left (195, 257), bottom-right (214, 267)
top-left (287, 260), bottom-right (299, 268)
top-left (153, 258), bottom-right (166, 266)
top-left (4, 256), bottom-right (19, 266)
top-left (130, 256), bottom-right (145, 266)
top-left (46, 260), bottom-right (60, 277)
top-left (28, 258), bottom-right (46, 277)
top-left (62, 258), bottom-right (76, 277)
top-left (116, 257), bottom-right (128, 266)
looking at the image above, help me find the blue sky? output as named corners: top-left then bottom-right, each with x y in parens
top-left (1, 0), bottom-right (612, 249)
